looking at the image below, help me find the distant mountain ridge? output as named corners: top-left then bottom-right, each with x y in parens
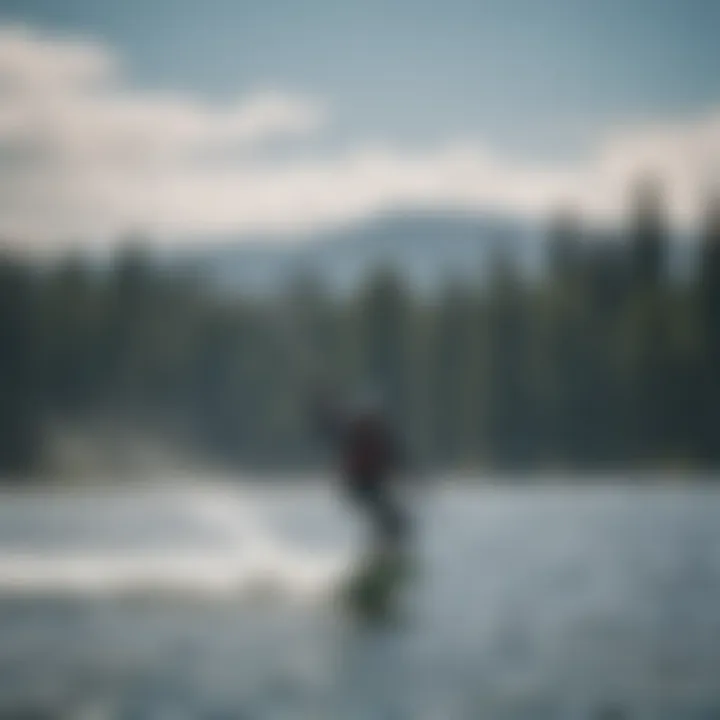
top-left (167, 208), bottom-right (695, 296)
top-left (180, 210), bottom-right (545, 295)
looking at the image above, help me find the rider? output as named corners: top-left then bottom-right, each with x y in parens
top-left (311, 384), bottom-right (410, 551)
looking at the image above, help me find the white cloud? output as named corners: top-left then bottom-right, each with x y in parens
top-left (0, 24), bottom-right (114, 93)
top-left (0, 24), bottom-right (719, 252)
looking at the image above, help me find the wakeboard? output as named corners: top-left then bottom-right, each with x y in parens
top-left (341, 546), bottom-right (416, 623)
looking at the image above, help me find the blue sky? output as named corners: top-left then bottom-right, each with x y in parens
top-left (0, 0), bottom-right (718, 248)
top-left (3, 0), bottom-right (720, 156)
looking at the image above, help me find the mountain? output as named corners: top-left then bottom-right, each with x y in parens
top-left (182, 210), bottom-right (546, 296)
top-left (166, 209), bottom-right (698, 296)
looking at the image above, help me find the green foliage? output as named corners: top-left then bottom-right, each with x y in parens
top-left (3, 185), bottom-right (720, 476)
top-left (0, 255), bottom-right (41, 476)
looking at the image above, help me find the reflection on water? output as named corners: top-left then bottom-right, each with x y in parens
top-left (0, 480), bottom-right (719, 718)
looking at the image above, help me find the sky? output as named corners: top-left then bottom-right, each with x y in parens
top-left (0, 0), bottom-right (719, 251)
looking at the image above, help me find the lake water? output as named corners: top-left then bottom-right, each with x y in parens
top-left (0, 479), bottom-right (718, 719)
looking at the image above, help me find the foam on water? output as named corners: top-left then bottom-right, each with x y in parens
top-left (0, 482), bottom-right (352, 603)
top-left (0, 551), bottom-right (347, 601)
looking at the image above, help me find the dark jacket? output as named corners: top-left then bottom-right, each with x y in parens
top-left (312, 392), bottom-right (405, 492)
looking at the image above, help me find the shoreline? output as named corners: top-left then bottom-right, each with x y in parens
top-left (1, 470), bottom-right (719, 495)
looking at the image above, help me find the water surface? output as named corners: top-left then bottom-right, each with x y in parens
top-left (0, 480), bottom-right (718, 718)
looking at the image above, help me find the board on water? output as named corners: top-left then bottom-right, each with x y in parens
top-left (340, 547), bottom-right (416, 623)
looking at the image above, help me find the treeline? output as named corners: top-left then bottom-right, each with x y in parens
top-left (1, 180), bottom-right (720, 477)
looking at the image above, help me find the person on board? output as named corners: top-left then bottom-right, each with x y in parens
top-left (311, 384), bottom-right (410, 551)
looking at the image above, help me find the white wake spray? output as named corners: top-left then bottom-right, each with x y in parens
top-left (0, 482), bottom-right (353, 603)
